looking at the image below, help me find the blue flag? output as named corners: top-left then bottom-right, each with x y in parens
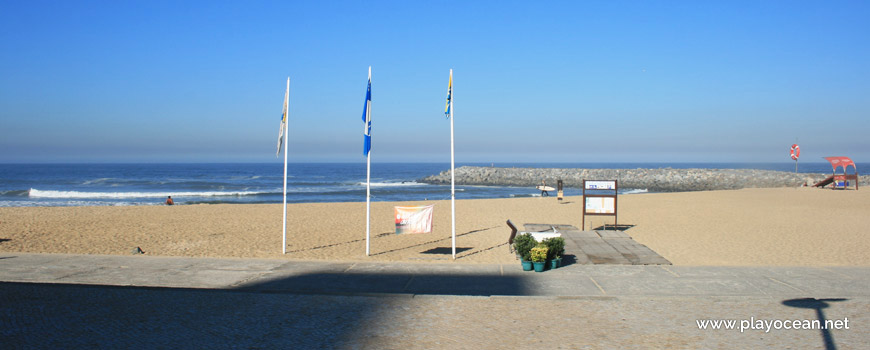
top-left (362, 69), bottom-right (372, 156)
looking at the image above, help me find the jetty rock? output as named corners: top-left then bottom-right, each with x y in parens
top-left (418, 166), bottom-right (867, 192)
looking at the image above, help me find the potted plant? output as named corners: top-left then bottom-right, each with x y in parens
top-left (543, 237), bottom-right (565, 269)
top-left (513, 233), bottom-right (536, 271)
top-left (530, 244), bottom-right (548, 272)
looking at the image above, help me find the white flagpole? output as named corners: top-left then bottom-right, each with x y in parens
top-left (449, 69), bottom-right (456, 260)
top-left (282, 77), bottom-right (290, 255)
top-left (366, 142), bottom-right (371, 256)
top-left (366, 66), bottom-right (372, 256)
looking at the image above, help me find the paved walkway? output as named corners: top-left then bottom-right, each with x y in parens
top-left (1, 253), bottom-right (867, 297)
top-left (1, 253), bottom-right (868, 349)
top-left (523, 225), bottom-right (672, 265)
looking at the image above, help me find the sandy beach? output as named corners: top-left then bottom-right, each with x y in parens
top-left (1, 187), bottom-right (868, 266)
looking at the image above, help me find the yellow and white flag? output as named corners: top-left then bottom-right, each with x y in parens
top-left (444, 70), bottom-right (452, 118)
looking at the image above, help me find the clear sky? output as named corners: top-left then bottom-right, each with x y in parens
top-left (1, 0), bottom-right (867, 164)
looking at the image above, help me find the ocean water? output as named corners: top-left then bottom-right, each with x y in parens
top-left (0, 162), bottom-right (859, 207)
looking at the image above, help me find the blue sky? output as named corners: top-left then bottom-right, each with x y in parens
top-left (1, 0), bottom-right (867, 163)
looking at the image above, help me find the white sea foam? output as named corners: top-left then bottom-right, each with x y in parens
top-left (82, 178), bottom-right (114, 185)
top-left (357, 181), bottom-right (427, 187)
top-left (510, 193), bottom-right (543, 198)
top-left (229, 175), bottom-right (263, 180)
top-left (28, 188), bottom-right (262, 199)
top-left (0, 200), bottom-right (158, 207)
top-left (622, 188), bottom-right (649, 194)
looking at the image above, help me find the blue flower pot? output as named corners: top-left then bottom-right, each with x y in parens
top-left (521, 260), bottom-right (533, 271)
top-left (533, 261), bottom-right (546, 272)
top-left (550, 257), bottom-right (562, 269)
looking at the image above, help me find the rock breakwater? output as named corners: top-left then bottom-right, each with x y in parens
top-left (419, 166), bottom-right (866, 192)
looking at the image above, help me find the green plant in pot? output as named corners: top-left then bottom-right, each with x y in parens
top-left (530, 244), bottom-right (548, 272)
top-left (543, 237), bottom-right (565, 269)
top-left (513, 233), bottom-right (536, 270)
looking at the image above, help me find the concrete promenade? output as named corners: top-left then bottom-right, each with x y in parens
top-left (2, 253), bottom-right (868, 349)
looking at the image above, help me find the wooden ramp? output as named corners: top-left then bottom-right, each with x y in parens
top-left (813, 175), bottom-right (834, 188)
top-left (523, 224), bottom-right (671, 265)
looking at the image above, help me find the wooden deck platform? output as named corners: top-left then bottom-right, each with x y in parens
top-left (523, 223), bottom-right (671, 265)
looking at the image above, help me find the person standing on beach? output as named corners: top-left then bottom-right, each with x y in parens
top-left (541, 180), bottom-right (549, 197)
top-left (165, 196), bottom-right (174, 205)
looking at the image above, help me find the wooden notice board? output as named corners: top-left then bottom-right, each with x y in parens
top-left (583, 180), bottom-right (617, 230)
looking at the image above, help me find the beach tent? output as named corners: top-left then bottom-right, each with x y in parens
top-left (813, 157), bottom-right (859, 190)
top-left (824, 156), bottom-right (857, 173)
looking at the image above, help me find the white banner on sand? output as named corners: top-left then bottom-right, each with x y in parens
top-left (395, 205), bottom-right (434, 234)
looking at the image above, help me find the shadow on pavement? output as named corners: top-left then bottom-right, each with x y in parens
top-left (559, 254), bottom-right (580, 267)
top-left (236, 271), bottom-right (527, 296)
top-left (0, 269), bottom-right (528, 348)
top-left (782, 298), bottom-right (848, 350)
top-left (0, 281), bottom-right (383, 348)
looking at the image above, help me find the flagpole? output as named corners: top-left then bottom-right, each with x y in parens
top-left (449, 69), bottom-right (456, 260)
top-left (365, 66), bottom-right (372, 256)
top-left (282, 77), bottom-right (289, 254)
top-left (366, 145), bottom-right (371, 256)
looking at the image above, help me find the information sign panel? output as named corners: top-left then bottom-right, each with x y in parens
top-left (584, 197), bottom-right (615, 214)
top-left (582, 180), bottom-right (618, 230)
top-left (585, 180), bottom-right (617, 190)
